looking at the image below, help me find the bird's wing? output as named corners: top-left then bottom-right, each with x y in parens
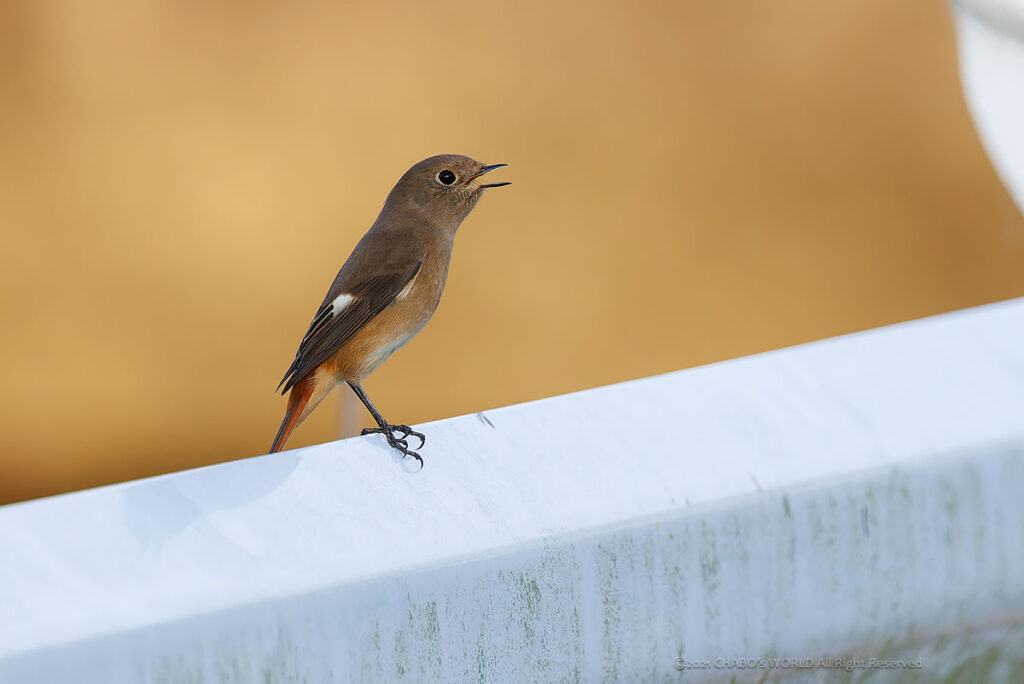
top-left (277, 254), bottom-right (423, 394)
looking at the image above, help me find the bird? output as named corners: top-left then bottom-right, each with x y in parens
top-left (269, 154), bottom-right (509, 464)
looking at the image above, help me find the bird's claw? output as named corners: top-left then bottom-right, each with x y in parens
top-left (361, 424), bottom-right (425, 449)
top-left (361, 424), bottom-right (426, 465)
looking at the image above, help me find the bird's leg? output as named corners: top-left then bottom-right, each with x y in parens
top-left (349, 383), bottom-right (426, 464)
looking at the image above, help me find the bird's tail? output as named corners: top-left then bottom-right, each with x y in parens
top-left (269, 374), bottom-right (316, 453)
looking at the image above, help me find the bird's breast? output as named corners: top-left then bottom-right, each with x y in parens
top-left (329, 251), bottom-right (451, 382)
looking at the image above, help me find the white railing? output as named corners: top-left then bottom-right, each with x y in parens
top-left (3, 299), bottom-right (1024, 682)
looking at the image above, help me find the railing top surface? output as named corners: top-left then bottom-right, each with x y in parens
top-left (3, 298), bottom-right (1024, 656)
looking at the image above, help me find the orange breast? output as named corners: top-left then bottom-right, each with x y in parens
top-left (326, 252), bottom-right (448, 382)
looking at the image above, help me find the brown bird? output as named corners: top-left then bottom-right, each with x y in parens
top-left (270, 154), bottom-right (509, 463)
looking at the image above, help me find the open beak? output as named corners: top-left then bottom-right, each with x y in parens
top-left (473, 163), bottom-right (510, 188)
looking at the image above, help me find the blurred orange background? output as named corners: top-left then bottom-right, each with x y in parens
top-left (2, 1), bottom-right (1022, 504)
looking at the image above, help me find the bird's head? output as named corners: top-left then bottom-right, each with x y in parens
top-left (386, 154), bottom-right (509, 229)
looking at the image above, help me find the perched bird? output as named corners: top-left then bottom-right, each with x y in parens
top-left (270, 154), bottom-right (509, 463)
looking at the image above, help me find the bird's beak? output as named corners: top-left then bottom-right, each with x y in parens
top-left (473, 163), bottom-right (510, 188)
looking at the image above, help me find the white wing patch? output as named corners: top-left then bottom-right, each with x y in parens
top-left (304, 279), bottom-right (410, 348)
top-left (300, 295), bottom-right (353, 347)
top-left (331, 293), bottom-right (355, 314)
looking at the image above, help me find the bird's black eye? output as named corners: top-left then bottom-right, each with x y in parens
top-left (437, 170), bottom-right (457, 186)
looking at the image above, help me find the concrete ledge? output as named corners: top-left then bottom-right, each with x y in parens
top-left (3, 300), bottom-right (1024, 682)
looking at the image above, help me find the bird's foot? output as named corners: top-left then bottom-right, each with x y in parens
top-left (361, 424), bottom-right (425, 465)
top-left (361, 424), bottom-right (425, 449)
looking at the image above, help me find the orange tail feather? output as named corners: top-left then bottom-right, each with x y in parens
top-left (269, 374), bottom-right (316, 453)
